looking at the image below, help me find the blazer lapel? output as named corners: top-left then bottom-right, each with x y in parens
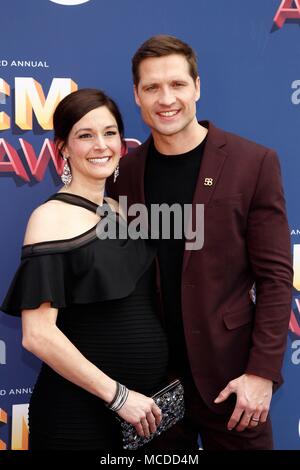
top-left (131, 136), bottom-right (151, 206)
top-left (134, 137), bottom-right (162, 294)
top-left (182, 121), bottom-right (228, 272)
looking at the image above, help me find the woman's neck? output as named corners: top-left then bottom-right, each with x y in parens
top-left (59, 179), bottom-right (106, 206)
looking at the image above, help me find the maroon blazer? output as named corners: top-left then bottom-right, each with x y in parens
top-left (106, 121), bottom-right (293, 411)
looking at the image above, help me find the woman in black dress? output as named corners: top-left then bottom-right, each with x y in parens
top-left (1, 89), bottom-right (168, 450)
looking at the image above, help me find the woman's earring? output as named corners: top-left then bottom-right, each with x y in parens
top-left (114, 163), bottom-right (119, 183)
top-left (61, 156), bottom-right (72, 187)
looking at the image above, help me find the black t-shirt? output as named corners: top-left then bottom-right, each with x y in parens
top-left (144, 137), bottom-right (206, 376)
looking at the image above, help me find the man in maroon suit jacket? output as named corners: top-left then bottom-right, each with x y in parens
top-left (106, 35), bottom-right (293, 450)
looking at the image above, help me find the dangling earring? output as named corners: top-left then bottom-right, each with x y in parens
top-left (61, 156), bottom-right (72, 187)
top-left (114, 163), bottom-right (119, 183)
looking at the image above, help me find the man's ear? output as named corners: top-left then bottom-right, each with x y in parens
top-left (195, 76), bottom-right (200, 102)
top-left (133, 85), bottom-right (141, 107)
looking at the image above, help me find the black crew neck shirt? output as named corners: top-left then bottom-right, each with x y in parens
top-left (144, 137), bottom-right (207, 377)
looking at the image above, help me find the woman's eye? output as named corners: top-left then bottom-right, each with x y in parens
top-left (79, 133), bottom-right (92, 139)
top-left (105, 131), bottom-right (117, 136)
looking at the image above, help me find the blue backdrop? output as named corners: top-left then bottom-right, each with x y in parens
top-left (0, 0), bottom-right (299, 450)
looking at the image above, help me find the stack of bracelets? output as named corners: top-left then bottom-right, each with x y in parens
top-left (106, 382), bottom-right (129, 412)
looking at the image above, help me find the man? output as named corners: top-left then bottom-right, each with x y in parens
top-left (107, 35), bottom-right (293, 450)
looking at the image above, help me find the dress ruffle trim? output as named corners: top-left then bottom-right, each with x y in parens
top-left (1, 240), bottom-right (156, 316)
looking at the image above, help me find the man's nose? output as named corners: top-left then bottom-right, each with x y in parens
top-left (158, 87), bottom-right (176, 106)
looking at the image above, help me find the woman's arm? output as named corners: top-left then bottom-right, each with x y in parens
top-left (22, 303), bottom-right (116, 402)
top-left (22, 303), bottom-right (161, 437)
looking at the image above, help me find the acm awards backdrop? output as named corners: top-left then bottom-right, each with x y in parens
top-left (0, 0), bottom-right (300, 450)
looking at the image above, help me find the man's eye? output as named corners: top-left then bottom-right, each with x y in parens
top-left (146, 85), bottom-right (157, 91)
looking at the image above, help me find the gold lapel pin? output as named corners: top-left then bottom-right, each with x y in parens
top-left (204, 178), bottom-right (213, 186)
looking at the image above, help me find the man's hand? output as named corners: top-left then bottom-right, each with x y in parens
top-left (214, 374), bottom-right (273, 431)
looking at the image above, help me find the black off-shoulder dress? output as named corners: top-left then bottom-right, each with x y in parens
top-left (1, 193), bottom-right (169, 451)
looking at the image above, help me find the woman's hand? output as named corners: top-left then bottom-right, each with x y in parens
top-left (116, 390), bottom-right (162, 438)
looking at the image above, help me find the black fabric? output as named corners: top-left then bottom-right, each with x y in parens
top-left (28, 264), bottom-right (168, 450)
top-left (1, 194), bottom-right (156, 315)
top-left (1, 193), bottom-right (169, 450)
top-left (144, 139), bottom-right (206, 377)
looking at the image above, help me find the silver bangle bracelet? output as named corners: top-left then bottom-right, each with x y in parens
top-left (106, 382), bottom-right (129, 412)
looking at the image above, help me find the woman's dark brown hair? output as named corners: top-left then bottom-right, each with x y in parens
top-left (53, 88), bottom-right (125, 155)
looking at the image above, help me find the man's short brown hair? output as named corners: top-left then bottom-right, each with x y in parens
top-left (132, 34), bottom-right (199, 86)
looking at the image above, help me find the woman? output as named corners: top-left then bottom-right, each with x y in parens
top-left (1, 89), bottom-right (169, 450)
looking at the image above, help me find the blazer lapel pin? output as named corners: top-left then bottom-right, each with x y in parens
top-left (204, 178), bottom-right (214, 186)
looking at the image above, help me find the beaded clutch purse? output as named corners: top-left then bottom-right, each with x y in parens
top-left (119, 379), bottom-right (185, 450)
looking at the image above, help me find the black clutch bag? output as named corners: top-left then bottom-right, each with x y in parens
top-left (119, 379), bottom-right (185, 450)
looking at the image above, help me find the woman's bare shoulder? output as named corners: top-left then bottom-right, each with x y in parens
top-left (23, 199), bottom-right (70, 245)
